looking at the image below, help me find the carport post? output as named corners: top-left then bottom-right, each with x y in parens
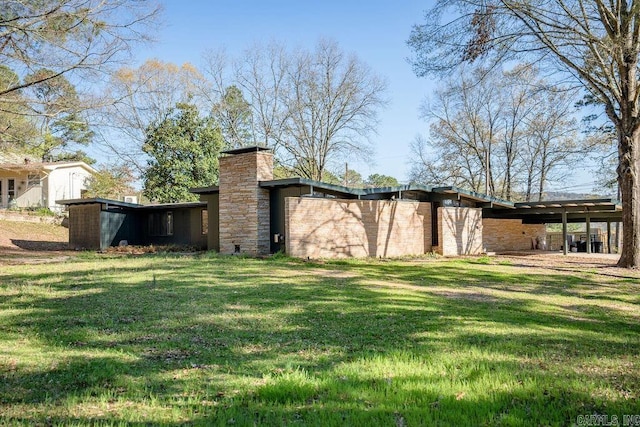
top-left (562, 209), bottom-right (568, 255)
top-left (607, 220), bottom-right (612, 254)
top-left (586, 214), bottom-right (591, 254)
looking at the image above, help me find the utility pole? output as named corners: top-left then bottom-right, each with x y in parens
top-left (344, 162), bottom-right (348, 187)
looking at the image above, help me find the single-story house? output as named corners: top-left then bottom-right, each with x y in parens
top-left (0, 154), bottom-right (95, 212)
top-left (60, 147), bottom-right (623, 257)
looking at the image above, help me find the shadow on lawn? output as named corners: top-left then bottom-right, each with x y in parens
top-left (10, 239), bottom-right (68, 251)
top-left (1, 255), bottom-right (639, 425)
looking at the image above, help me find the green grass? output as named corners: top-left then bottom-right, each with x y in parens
top-left (1, 253), bottom-right (639, 426)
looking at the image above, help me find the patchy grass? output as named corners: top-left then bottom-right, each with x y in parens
top-left (0, 253), bottom-right (639, 426)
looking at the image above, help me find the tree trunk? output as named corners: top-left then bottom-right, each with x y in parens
top-left (617, 128), bottom-right (640, 268)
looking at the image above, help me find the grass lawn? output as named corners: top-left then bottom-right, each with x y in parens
top-left (1, 253), bottom-right (639, 426)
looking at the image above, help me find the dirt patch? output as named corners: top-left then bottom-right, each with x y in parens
top-left (493, 252), bottom-right (640, 280)
top-left (429, 290), bottom-right (501, 303)
top-left (0, 219), bottom-right (74, 264)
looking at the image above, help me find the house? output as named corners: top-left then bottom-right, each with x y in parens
top-left (59, 198), bottom-right (208, 250)
top-left (0, 153), bottom-right (95, 212)
top-left (60, 146), bottom-right (623, 257)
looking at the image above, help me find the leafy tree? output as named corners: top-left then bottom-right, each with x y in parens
top-left (142, 103), bottom-right (223, 203)
top-left (408, 0), bottom-right (640, 267)
top-left (84, 165), bottom-right (136, 199)
top-left (25, 69), bottom-right (94, 161)
top-left (0, 65), bottom-right (37, 149)
top-left (47, 150), bottom-right (95, 165)
top-left (340, 169), bottom-right (364, 188)
top-left (366, 174), bottom-right (400, 188)
top-left (212, 85), bottom-right (253, 149)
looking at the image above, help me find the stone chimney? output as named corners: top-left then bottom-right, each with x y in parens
top-left (218, 146), bottom-right (273, 256)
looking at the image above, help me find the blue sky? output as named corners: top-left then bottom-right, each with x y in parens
top-left (128, 0), bottom-right (603, 194)
top-left (131, 0), bottom-right (436, 182)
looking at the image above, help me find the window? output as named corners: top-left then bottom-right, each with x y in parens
top-left (27, 174), bottom-right (41, 187)
top-left (149, 211), bottom-right (173, 236)
top-left (7, 179), bottom-right (15, 202)
top-left (201, 209), bottom-right (208, 235)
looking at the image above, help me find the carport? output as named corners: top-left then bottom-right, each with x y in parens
top-left (483, 199), bottom-right (623, 255)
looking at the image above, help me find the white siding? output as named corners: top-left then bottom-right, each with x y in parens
top-left (45, 165), bottom-right (93, 211)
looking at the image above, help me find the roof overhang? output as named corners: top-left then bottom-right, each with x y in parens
top-left (484, 198), bottom-right (622, 223)
top-left (221, 146), bottom-right (271, 156)
top-left (0, 163), bottom-right (46, 172)
top-left (191, 185), bottom-right (219, 194)
top-left (57, 198), bottom-right (206, 210)
top-left (44, 161), bottom-right (96, 174)
top-left (259, 178), bottom-right (359, 198)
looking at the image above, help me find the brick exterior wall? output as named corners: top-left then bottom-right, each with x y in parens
top-left (437, 207), bottom-right (483, 256)
top-left (69, 204), bottom-right (101, 250)
top-left (284, 197), bottom-right (432, 258)
top-left (483, 218), bottom-right (546, 252)
top-left (218, 151), bottom-right (273, 255)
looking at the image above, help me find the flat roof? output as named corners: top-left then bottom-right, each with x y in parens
top-left (57, 198), bottom-right (206, 210)
top-left (220, 146), bottom-right (271, 155)
top-left (191, 185), bottom-right (219, 194)
top-left (260, 178), bottom-right (358, 197)
top-left (57, 198), bottom-right (141, 208)
top-left (513, 199), bottom-right (620, 209)
top-left (484, 198), bottom-right (622, 223)
top-left (258, 178), bottom-right (514, 207)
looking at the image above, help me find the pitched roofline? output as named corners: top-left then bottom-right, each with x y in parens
top-left (43, 161), bottom-right (96, 174)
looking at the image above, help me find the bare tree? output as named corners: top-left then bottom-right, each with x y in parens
top-left (411, 68), bottom-right (504, 196)
top-left (408, 0), bottom-right (640, 267)
top-left (409, 66), bottom-right (581, 201)
top-left (279, 40), bottom-right (387, 180)
top-left (0, 0), bottom-right (160, 99)
top-left (0, 0), bottom-right (160, 163)
top-left (232, 42), bottom-right (291, 149)
top-left (521, 88), bottom-right (581, 201)
top-left (95, 59), bottom-right (207, 173)
top-left (218, 40), bottom-right (387, 181)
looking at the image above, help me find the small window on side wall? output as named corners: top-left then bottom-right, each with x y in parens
top-left (27, 174), bottom-right (41, 187)
top-left (201, 209), bottom-right (208, 235)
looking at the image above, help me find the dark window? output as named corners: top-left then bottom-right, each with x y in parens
top-left (201, 209), bottom-right (208, 235)
top-left (149, 211), bottom-right (173, 236)
top-left (431, 202), bottom-right (439, 247)
top-left (8, 179), bottom-right (15, 201)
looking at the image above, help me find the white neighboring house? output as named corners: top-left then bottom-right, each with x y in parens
top-left (0, 155), bottom-right (95, 212)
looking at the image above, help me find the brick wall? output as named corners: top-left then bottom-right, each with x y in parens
top-left (69, 204), bottom-right (101, 250)
top-left (284, 197), bottom-right (431, 258)
top-left (437, 207), bottom-right (483, 256)
top-left (218, 151), bottom-right (273, 255)
top-left (483, 218), bottom-right (546, 252)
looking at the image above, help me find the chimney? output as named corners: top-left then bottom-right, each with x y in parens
top-left (218, 146), bottom-right (273, 256)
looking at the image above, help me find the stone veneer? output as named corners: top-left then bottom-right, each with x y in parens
top-left (285, 197), bottom-right (432, 258)
top-left (482, 218), bottom-right (546, 252)
top-left (218, 150), bottom-right (273, 255)
top-left (437, 207), bottom-right (483, 256)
